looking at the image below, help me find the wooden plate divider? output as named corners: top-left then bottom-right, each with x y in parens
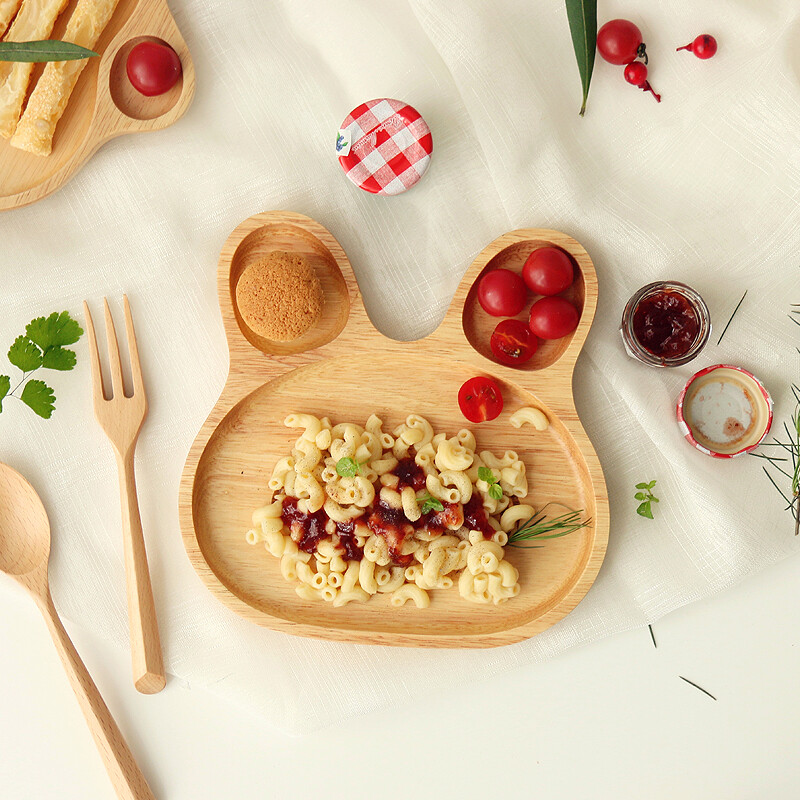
top-left (0, 0), bottom-right (194, 211)
top-left (180, 211), bottom-right (609, 648)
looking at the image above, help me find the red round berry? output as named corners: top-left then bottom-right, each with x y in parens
top-left (597, 19), bottom-right (647, 65)
top-left (677, 34), bottom-right (717, 59)
top-left (624, 62), bottom-right (648, 87)
top-left (623, 62), bottom-right (661, 103)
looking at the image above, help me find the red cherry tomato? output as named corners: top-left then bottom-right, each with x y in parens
top-left (597, 19), bottom-right (645, 65)
top-left (458, 376), bottom-right (504, 423)
top-left (522, 248), bottom-right (574, 296)
top-left (477, 269), bottom-right (526, 317)
top-left (528, 297), bottom-right (580, 340)
top-left (490, 320), bottom-right (538, 366)
top-left (126, 41), bottom-right (182, 97)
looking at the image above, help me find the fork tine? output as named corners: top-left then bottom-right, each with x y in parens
top-left (103, 297), bottom-right (125, 399)
top-left (82, 301), bottom-right (107, 401)
top-left (122, 295), bottom-right (144, 395)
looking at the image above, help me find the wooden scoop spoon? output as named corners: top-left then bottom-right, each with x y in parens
top-left (0, 463), bottom-right (155, 800)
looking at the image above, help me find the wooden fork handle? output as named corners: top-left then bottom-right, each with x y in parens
top-left (37, 590), bottom-right (156, 800)
top-left (116, 449), bottom-right (166, 695)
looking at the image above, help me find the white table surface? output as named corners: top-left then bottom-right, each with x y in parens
top-left (2, 548), bottom-right (800, 799)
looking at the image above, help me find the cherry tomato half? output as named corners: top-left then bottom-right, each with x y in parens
top-left (458, 376), bottom-right (504, 423)
top-left (522, 247), bottom-right (574, 296)
top-left (490, 319), bottom-right (538, 366)
top-left (477, 269), bottom-right (527, 317)
top-left (528, 296), bottom-right (580, 340)
top-left (126, 41), bottom-right (182, 97)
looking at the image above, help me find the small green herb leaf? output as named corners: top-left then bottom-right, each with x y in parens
top-left (26, 311), bottom-right (83, 351)
top-left (8, 336), bottom-right (43, 372)
top-left (564, 0), bottom-right (597, 116)
top-left (0, 375), bottom-right (9, 412)
top-left (42, 346), bottom-right (77, 371)
top-left (20, 379), bottom-right (55, 419)
top-left (478, 466), bottom-right (496, 484)
top-left (636, 501), bottom-right (654, 519)
top-left (418, 491), bottom-right (444, 514)
top-left (0, 40), bottom-right (98, 63)
top-left (488, 483), bottom-right (503, 500)
top-left (335, 457), bottom-right (360, 477)
top-left (634, 479), bottom-right (659, 519)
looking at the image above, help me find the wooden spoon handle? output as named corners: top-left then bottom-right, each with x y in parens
top-left (37, 590), bottom-right (156, 800)
top-left (116, 449), bottom-right (166, 694)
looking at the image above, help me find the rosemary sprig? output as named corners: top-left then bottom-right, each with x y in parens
top-left (507, 504), bottom-right (591, 548)
top-left (752, 381), bottom-right (800, 535)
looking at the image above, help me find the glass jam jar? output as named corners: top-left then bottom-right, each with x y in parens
top-left (620, 281), bottom-right (711, 367)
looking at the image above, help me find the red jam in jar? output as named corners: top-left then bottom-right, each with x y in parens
top-left (621, 281), bottom-right (711, 368)
top-left (632, 289), bottom-right (699, 358)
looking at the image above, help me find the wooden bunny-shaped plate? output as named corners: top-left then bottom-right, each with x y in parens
top-left (179, 211), bottom-right (609, 648)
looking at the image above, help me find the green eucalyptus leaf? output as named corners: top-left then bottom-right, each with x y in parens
top-left (564, 0), bottom-right (597, 116)
top-left (0, 40), bottom-right (98, 63)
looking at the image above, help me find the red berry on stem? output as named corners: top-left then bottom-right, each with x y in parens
top-left (624, 62), bottom-right (661, 103)
top-left (677, 34), bottom-right (717, 59)
top-left (597, 19), bottom-right (648, 65)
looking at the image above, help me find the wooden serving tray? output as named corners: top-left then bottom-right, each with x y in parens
top-left (179, 211), bottom-right (609, 648)
top-left (0, 0), bottom-right (194, 211)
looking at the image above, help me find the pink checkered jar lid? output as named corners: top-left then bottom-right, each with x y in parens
top-left (336, 98), bottom-right (433, 196)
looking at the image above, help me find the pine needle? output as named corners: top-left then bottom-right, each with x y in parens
top-left (716, 290), bottom-right (747, 345)
top-left (679, 676), bottom-right (717, 701)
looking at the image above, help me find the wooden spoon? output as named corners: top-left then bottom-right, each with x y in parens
top-left (0, 463), bottom-right (156, 800)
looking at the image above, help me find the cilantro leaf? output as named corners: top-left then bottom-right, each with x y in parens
top-left (634, 492), bottom-right (647, 501)
top-left (42, 346), bottom-right (77, 371)
top-left (8, 336), bottom-right (42, 372)
top-left (20, 379), bottom-right (55, 419)
top-left (26, 311), bottom-right (83, 351)
top-left (0, 375), bottom-right (9, 412)
top-left (488, 483), bottom-right (503, 501)
top-left (336, 457), bottom-right (360, 477)
top-left (635, 483), bottom-right (649, 490)
top-left (636, 501), bottom-right (654, 519)
top-left (478, 466), bottom-right (496, 484)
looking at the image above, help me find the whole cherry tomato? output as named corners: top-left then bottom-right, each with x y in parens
top-left (126, 41), bottom-right (182, 97)
top-left (490, 319), bottom-right (538, 366)
top-left (597, 19), bottom-right (646, 65)
top-left (477, 269), bottom-right (526, 317)
top-left (458, 376), bottom-right (504, 423)
top-left (528, 297), bottom-right (580, 340)
top-left (522, 247), bottom-right (574, 296)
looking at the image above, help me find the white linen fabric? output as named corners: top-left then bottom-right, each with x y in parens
top-left (1, 0), bottom-right (799, 734)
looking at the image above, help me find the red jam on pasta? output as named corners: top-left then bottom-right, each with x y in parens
top-left (245, 413), bottom-right (529, 608)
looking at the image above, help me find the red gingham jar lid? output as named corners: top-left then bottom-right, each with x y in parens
top-left (336, 98), bottom-right (433, 195)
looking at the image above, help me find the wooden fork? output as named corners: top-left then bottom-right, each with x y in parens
top-left (83, 296), bottom-right (165, 695)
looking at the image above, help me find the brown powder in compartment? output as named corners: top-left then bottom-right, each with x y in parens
top-left (236, 251), bottom-right (323, 341)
